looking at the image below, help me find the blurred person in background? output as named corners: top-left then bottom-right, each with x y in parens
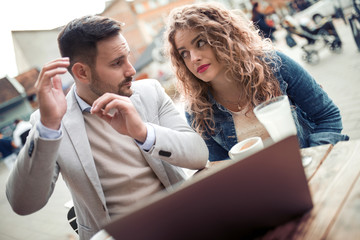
top-left (12, 119), bottom-right (32, 149)
top-left (292, 0), bottom-right (312, 12)
top-left (164, 2), bottom-right (349, 162)
top-left (251, 1), bottom-right (277, 41)
top-left (0, 133), bottom-right (17, 169)
top-left (6, 15), bottom-right (208, 240)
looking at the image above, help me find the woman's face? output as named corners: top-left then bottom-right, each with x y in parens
top-left (174, 29), bottom-right (226, 84)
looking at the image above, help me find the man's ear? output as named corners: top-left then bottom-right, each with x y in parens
top-left (72, 62), bottom-right (91, 83)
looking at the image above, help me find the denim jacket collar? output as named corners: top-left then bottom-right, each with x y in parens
top-left (207, 91), bottom-right (238, 151)
top-left (208, 91), bottom-right (230, 113)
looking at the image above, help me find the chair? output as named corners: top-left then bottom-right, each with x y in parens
top-left (20, 129), bottom-right (30, 146)
top-left (67, 206), bottom-right (78, 234)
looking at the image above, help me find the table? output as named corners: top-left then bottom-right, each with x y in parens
top-left (259, 139), bottom-right (360, 239)
top-left (94, 139), bottom-right (360, 240)
top-left (208, 140), bottom-right (360, 239)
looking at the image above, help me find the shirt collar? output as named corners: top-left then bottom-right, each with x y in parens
top-left (74, 86), bottom-right (92, 113)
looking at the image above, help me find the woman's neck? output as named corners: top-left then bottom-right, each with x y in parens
top-left (210, 80), bottom-right (245, 112)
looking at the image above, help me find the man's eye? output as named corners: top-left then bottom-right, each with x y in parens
top-left (113, 60), bottom-right (123, 66)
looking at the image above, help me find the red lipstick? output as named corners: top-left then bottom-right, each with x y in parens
top-left (197, 64), bottom-right (210, 73)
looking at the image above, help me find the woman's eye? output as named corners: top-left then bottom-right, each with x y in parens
top-left (198, 40), bottom-right (206, 47)
top-left (180, 51), bottom-right (189, 59)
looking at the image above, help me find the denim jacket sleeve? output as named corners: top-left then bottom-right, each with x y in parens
top-left (185, 111), bottom-right (230, 161)
top-left (202, 135), bottom-right (230, 161)
top-left (277, 51), bottom-right (349, 146)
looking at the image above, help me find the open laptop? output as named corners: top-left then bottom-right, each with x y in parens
top-left (103, 135), bottom-right (313, 239)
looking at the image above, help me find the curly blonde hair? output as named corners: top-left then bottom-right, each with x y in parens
top-left (164, 2), bottom-right (282, 136)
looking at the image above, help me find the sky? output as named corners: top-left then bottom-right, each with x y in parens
top-left (0, 0), bottom-right (107, 78)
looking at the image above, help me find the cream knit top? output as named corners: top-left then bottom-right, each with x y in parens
top-left (231, 108), bottom-right (270, 142)
top-left (83, 112), bottom-right (164, 218)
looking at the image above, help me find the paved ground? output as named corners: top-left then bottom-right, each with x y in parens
top-left (0, 165), bottom-right (75, 240)
top-left (0, 17), bottom-right (359, 240)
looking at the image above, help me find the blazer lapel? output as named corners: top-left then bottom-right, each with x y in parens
top-left (130, 86), bottom-right (171, 188)
top-left (63, 87), bottom-right (107, 205)
top-left (130, 89), bottom-right (147, 121)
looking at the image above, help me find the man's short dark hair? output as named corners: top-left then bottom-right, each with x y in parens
top-left (57, 15), bottom-right (123, 74)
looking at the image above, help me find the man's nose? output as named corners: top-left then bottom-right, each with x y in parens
top-left (125, 62), bottom-right (136, 77)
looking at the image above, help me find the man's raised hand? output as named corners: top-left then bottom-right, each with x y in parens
top-left (35, 58), bottom-right (70, 130)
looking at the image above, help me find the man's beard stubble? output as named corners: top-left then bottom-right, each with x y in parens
top-left (89, 71), bottom-right (133, 98)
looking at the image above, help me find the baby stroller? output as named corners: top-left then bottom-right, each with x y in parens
top-left (282, 16), bottom-right (342, 64)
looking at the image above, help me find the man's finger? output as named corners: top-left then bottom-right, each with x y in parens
top-left (35, 67), bottom-right (68, 89)
top-left (102, 100), bottom-right (126, 116)
top-left (91, 94), bottom-right (115, 113)
top-left (52, 75), bottom-right (63, 91)
top-left (36, 58), bottom-right (69, 88)
top-left (92, 94), bottom-right (130, 113)
top-left (39, 58), bottom-right (69, 77)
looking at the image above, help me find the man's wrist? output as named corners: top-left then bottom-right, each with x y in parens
top-left (37, 121), bottom-right (62, 139)
top-left (135, 123), bottom-right (155, 151)
top-left (40, 118), bottom-right (62, 131)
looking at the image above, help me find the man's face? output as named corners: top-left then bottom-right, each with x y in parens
top-left (89, 33), bottom-right (136, 98)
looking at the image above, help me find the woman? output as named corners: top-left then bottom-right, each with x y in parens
top-left (164, 2), bottom-right (349, 161)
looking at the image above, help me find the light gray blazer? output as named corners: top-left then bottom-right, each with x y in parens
top-left (6, 79), bottom-right (208, 240)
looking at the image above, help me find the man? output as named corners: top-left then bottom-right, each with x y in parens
top-left (6, 15), bottom-right (208, 239)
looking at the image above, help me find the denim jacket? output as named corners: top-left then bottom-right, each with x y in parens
top-left (186, 51), bottom-right (349, 161)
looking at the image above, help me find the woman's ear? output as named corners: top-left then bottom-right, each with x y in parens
top-left (72, 62), bottom-right (91, 83)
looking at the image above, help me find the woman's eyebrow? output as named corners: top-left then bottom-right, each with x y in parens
top-left (190, 34), bottom-right (201, 45)
top-left (177, 34), bottom-right (202, 51)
